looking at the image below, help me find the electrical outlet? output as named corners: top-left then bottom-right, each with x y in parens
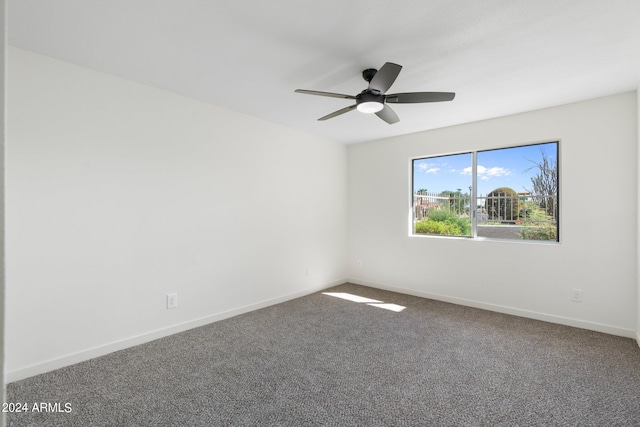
top-left (570, 289), bottom-right (582, 302)
top-left (167, 293), bottom-right (178, 309)
top-left (356, 260), bottom-right (363, 269)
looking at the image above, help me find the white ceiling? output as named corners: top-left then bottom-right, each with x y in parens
top-left (8, 0), bottom-right (640, 144)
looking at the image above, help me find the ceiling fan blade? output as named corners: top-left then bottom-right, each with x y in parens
top-left (295, 89), bottom-right (356, 99)
top-left (375, 104), bottom-right (400, 124)
top-left (318, 104), bottom-right (358, 121)
top-left (368, 62), bottom-right (402, 93)
top-left (385, 92), bottom-right (456, 103)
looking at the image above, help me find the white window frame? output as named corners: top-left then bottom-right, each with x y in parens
top-left (410, 141), bottom-right (560, 243)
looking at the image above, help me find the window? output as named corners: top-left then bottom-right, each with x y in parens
top-left (412, 141), bottom-right (559, 242)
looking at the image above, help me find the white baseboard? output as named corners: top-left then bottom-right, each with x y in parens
top-left (348, 278), bottom-right (637, 339)
top-left (6, 279), bottom-right (346, 383)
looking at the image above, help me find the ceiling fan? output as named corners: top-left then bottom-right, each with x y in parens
top-left (295, 62), bottom-right (455, 124)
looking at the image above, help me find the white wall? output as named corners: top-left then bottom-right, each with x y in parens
top-left (348, 92), bottom-right (638, 338)
top-left (5, 46), bottom-right (638, 383)
top-left (1, 0), bottom-right (6, 422)
top-left (637, 86), bottom-right (640, 347)
top-left (6, 48), bottom-right (347, 381)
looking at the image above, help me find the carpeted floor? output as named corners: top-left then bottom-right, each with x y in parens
top-left (7, 283), bottom-right (640, 426)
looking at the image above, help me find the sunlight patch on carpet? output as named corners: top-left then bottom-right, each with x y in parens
top-left (322, 292), bottom-right (381, 303)
top-left (322, 292), bottom-right (406, 312)
top-left (367, 303), bottom-right (406, 312)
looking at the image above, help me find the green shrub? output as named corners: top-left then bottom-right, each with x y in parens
top-left (415, 208), bottom-right (471, 236)
top-left (519, 224), bottom-right (557, 241)
top-left (518, 202), bottom-right (556, 240)
top-left (415, 219), bottom-right (462, 235)
top-left (428, 209), bottom-right (458, 222)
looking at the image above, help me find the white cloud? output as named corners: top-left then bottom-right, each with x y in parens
top-left (484, 166), bottom-right (511, 177)
top-left (417, 163), bottom-right (440, 174)
top-left (462, 165), bottom-right (511, 179)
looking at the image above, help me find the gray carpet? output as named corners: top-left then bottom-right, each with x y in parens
top-left (7, 283), bottom-right (640, 426)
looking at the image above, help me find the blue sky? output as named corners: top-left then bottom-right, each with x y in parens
top-left (413, 142), bottom-right (557, 196)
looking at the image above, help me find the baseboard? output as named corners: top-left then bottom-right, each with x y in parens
top-left (6, 278), bottom-right (346, 383)
top-left (348, 278), bottom-right (637, 339)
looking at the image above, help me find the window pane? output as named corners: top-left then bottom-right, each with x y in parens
top-left (476, 142), bottom-right (558, 241)
top-left (412, 153), bottom-right (472, 237)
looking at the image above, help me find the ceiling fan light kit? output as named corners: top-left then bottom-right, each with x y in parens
top-left (295, 62), bottom-right (455, 124)
top-left (356, 101), bottom-right (384, 114)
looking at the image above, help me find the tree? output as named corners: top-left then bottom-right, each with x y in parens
top-left (485, 187), bottom-right (519, 222)
top-left (524, 149), bottom-right (557, 217)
